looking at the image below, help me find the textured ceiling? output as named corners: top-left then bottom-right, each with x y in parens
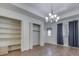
top-left (12, 3), bottom-right (79, 19)
top-left (0, 3), bottom-right (79, 21)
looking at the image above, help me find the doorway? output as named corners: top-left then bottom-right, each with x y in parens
top-left (33, 24), bottom-right (40, 46)
top-left (57, 23), bottom-right (63, 45)
top-left (69, 20), bottom-right (78, 47)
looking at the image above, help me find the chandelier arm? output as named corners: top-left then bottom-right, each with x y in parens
top-left (51, 3), bottom-right (54, 14)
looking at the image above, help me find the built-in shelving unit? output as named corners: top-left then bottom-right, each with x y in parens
top-left (0, 17), bottom-right (21, 55)
top-left (33, 24), bottom-right (40, 46)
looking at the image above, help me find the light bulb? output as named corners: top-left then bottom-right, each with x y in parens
top-left (51, 15), bottom-right (54, 19)
top-left (56, 19), bottom-right (58, 22)
top-left (49, 13), bottom-right (52, 16)
top-left (54, 14), bottom-right (57, 17)
top-left (57, 17), bottom-right (60, 20)
top-left (45, 17), bottom-right (48, 20)
top-left (45, 17), bottom-right (48, 22)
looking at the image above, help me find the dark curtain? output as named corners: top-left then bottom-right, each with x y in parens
top-left (57, 23), bottom-right (63, 45)
top-left (69, 20), bottom-right (78, 47)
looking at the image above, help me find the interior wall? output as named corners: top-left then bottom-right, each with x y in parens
top-left (46, 15), bottom-right (79, 47)
top-left (0, 6), bottom-right (45, 51)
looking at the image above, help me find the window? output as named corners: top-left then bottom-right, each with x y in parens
top-left (47, 28), bottom-right (52, 36)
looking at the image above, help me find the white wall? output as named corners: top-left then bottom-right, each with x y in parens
top-left (46, 14), bottom-right (79, 47)
top-left (29, 19), bottom-right (45, 49)
top-left (0, 6), bottom-right (45, 51)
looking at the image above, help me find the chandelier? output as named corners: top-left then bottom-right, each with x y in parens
top-left (45, 4), bottom-right (60, 23)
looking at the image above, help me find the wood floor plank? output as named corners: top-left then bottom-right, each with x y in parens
top-left (4, 44), bottom-right (79, 56)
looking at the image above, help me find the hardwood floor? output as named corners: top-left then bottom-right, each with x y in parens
top-left (4, 44), bottom-right (79, 56)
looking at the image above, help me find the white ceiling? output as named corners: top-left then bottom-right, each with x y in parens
top-left (0, 3), bottom-right (79, 21)
top-left (23, 3), bottom-right (70, 15)
top-left (12, 3), bottom-right (79, 19)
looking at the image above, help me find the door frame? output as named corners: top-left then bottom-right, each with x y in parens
top-left (33, 24), bottom-right (40, 46)
top-left (29, 22), bottom-right (44, 49)
top-left (57, 23), bottom-right (63, 45)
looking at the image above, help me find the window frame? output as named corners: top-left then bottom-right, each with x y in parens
top-left (47, 28), bottom-right (52, 36)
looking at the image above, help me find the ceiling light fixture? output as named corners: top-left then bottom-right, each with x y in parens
top-left (45, 4), bottom-right (60, 23)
